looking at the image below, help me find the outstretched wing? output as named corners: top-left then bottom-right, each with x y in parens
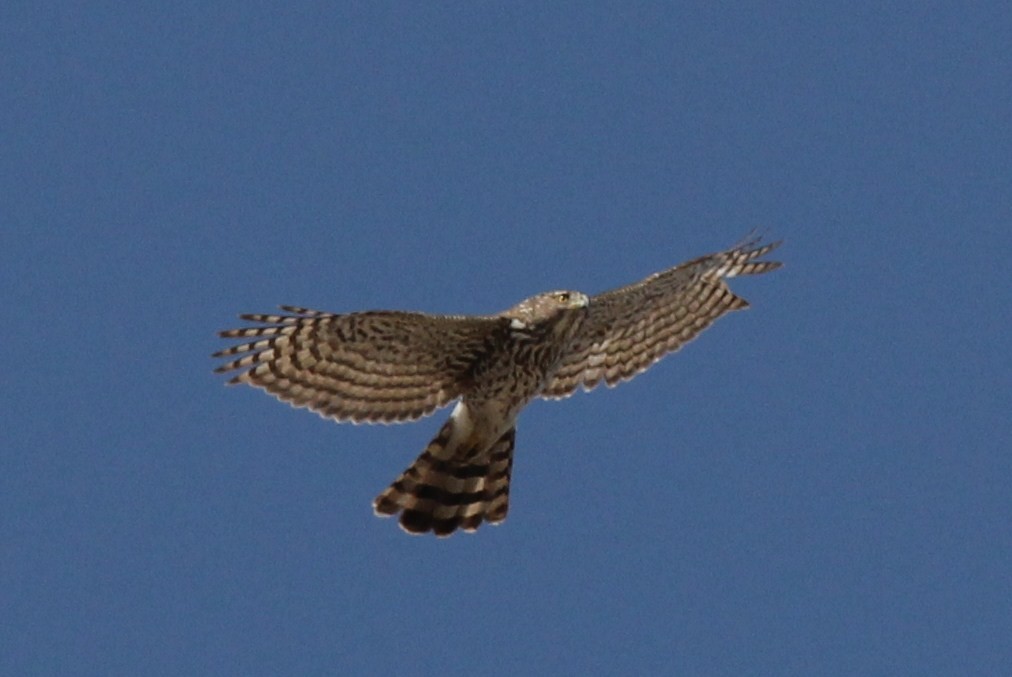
top-left (541, 236), bottom-right (782, 399)
top-left (214, 306), bottom-right (503, 423)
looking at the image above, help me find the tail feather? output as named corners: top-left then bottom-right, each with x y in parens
top-left (374, 421), bottom-right (515, 537)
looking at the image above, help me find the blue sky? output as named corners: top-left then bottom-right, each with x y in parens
top-left (3, 3), bottom-right (1010, 675)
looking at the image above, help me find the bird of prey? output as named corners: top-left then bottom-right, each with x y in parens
top-left (214, 235), bottom-right (781, 537)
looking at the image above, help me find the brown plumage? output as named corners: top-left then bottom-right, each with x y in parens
top-left (214, 235), bottom-right (781, 536)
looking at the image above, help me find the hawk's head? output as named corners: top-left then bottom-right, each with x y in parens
top-left (503, 290), bottom-right (589, 335)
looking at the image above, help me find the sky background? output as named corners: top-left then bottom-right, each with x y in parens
top-left (3, 3), bottom-right (1010, 675)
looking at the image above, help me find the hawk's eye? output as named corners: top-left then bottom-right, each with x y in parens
top-left (557, 292), bottom-right (570, 302)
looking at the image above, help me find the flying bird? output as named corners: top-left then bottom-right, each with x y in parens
top-left (214, 235), bottom-right (781, 536)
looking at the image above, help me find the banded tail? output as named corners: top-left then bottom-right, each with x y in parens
top-left (373, 418), bottom-right (515, 537)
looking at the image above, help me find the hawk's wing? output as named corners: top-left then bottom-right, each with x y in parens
top-left (214, 306), bottom-right (503, 423)
top-left (540, 236), bottom-right (782, 399)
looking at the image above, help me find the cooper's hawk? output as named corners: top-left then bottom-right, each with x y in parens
top-left (214, 235), bottom-right (781, 536)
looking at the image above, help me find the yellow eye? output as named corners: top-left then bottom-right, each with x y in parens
top-left (556, 292), bottom-right (570, 302)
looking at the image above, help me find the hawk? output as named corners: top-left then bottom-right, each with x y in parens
top-left (214, 235), bottom-right (781, 536)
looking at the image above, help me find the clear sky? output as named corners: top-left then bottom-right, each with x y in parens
top-left (3, 3), bottom-right (1010, 675)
